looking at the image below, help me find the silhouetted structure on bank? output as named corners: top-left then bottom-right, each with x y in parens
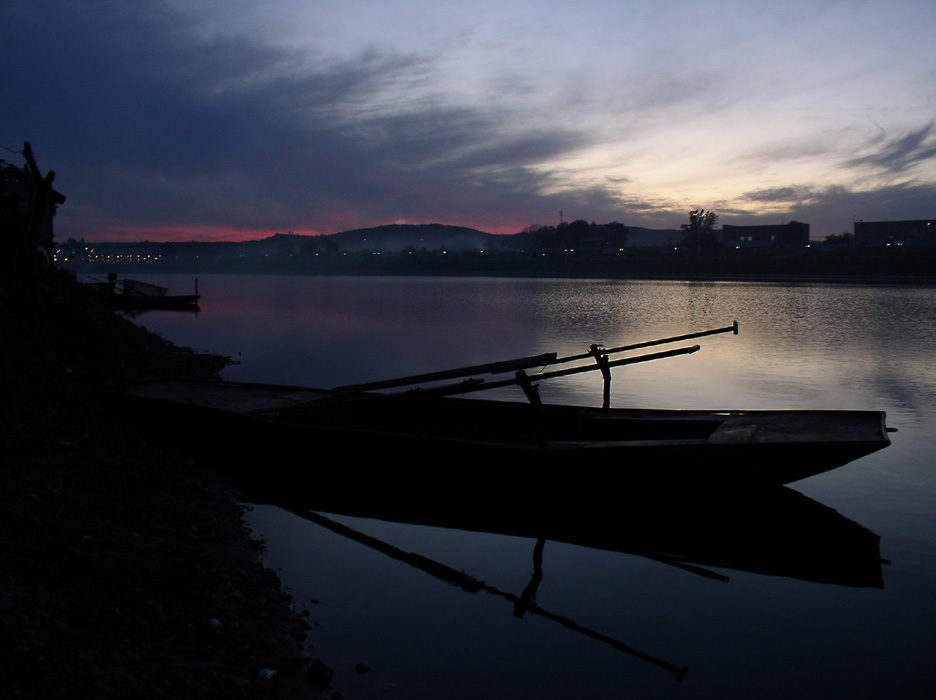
top-left (854, 220), bottom-right (936, 248)
top-left (1, 143), bottom-right (66, 289)
top-left (722, 222), bottom-right (810, 253)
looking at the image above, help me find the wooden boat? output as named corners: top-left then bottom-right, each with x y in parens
top-left (85, 275), bottom-right (200, 310)
top-left (110, 323), bottom-right (892, 486)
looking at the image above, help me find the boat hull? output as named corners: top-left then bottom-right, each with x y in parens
top-left (95, 294), bottom-right (200, 310)
top-left (109, 378), bottom-right (891, 486)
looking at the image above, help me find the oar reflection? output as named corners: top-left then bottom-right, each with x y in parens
top-left (281, 506), bottom-right (689, 681)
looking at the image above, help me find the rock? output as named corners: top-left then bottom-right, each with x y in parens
top-left (307, 658), bottom-right (335, 690)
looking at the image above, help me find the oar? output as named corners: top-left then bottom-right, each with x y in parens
top-left (274, 341), bottom-right (706, 422)
top-left (560, 321), bottom-right (738, 365)
top-left (292, 344), bottom-right (702, 413)
top-left (402, 343), bottom-right (702, 399)
top-left (333, 352), bottom-right (558, 394)
top-left (333, 322), bottom-right (738, 395)
top-left (518, 344), bottom-right (701, 385)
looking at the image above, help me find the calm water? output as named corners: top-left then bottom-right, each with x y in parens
top-left (125, 274), bottom-right (935, 699)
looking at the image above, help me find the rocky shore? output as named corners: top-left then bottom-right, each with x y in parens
top-left (1, 272), bottom-right (319, 698)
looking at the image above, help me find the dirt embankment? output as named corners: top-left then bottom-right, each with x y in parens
top-left (0, 272), bottom-right (318, 698)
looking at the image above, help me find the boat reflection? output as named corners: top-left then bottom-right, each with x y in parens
top-left (257, 483), bottom-right (882, 682)
top-left (256, 482), bottom-right (884, 589)
top-left (279, 505), bottom-right (690, 681)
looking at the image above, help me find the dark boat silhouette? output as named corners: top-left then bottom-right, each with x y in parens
top-left (85, 275), bottom-right (200, 311)
top-left (111, 381), bottom-right (891, 487)
top-left (108, 322), bottom-right (891, 486)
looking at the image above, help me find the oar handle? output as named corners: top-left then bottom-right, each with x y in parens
top-left (565, 321), bottom-right (738, 362)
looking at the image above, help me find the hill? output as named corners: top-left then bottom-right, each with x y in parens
top-left (325, 223), bottom-right (502, 252)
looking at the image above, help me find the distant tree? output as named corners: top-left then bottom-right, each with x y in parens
top-left (566, 219), bottom-right (591, 243)
top-left (515, 220), bottom-right (627, 253)
top-left (680, 209), bottom-right (719, 258)
top-left (824, 232), bottom-right (854, 245)
top-left (602, 222), bottom-right (628, 249)
top-left (531, 225), bottom-right (559, 248)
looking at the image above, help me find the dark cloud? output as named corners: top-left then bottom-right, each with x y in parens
top-left (1, 0), bottom-right (617, 239)
top-left (846, 121), bottom-right (936, 175)
top-left (736, 182), bottom-right (936, 236)
top-left (741, 186), bottom-right (818, 205)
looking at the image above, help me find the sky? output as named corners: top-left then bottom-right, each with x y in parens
top-left (2, 0), bottom-right (935, 242)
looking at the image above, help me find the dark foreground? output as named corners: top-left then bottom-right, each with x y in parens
top-left (0, 273), bottom-right (321, 699)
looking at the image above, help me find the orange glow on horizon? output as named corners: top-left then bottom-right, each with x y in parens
top-left (76, 217), bottom-right (534, 243)
top-left (82, 223), bottom-right (331, 243)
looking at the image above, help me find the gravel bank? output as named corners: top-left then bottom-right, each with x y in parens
top-left (1, 273), bottom-right (320, 699)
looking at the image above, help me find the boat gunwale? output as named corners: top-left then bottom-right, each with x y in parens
top-left (109, 378), bottom-right (891, 449)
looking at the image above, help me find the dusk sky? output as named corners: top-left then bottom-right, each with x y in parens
top-left (3, 0), bottom-right (935, 242)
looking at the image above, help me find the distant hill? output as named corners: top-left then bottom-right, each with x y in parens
top-left (294, 223), bottom-right (686, 253)
top-left (326, 223), bottom-right (502, 252)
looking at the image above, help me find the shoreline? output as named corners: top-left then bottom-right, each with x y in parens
top-left (1, 273), bottom-right (317, 698)
top-left (67, 265), bottom-right (936, 287)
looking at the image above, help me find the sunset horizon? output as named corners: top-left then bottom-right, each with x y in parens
top-left (4, 1), bottom-right (934, 245)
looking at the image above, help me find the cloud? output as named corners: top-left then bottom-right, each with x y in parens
top-left (3, 1), bottom-right (935, 242)
top-left (733, 182), bottom-right (936, 235)
top-left (3, 0), bottom-right (616, 238)
top-left (846, 121), bottom-right (936, 176)
top-left (741, 186), bottom-right (818, 206)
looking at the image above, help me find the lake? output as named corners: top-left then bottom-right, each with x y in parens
top-left (122, 273), bottom-right (936, 699)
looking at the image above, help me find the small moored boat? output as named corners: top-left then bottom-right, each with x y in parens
top-left (85, 274), bottom-right (200, 311)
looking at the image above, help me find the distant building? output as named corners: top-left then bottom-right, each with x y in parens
top-left (623, 227), bottom-right (682, 251)
top-left (853, 220), bottom-right (936, 247)
top-left (721, 222), bottom-right (810, 251)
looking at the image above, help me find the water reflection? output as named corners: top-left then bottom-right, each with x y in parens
top-left (280, 508), bottom-right (690, 681)
top-left (124, 275), bottom-right (936, 414)
top-left (260, 484), bottom-right (883, 591)
top-left (244, 483), bottom-right (882, 689)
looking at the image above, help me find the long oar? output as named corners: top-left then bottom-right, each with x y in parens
top-left (312, 343), bottom-right (701, 408)
top-left (425, 343), bottom-right (702, 399)
top-left (334, 352), bottom-right (558, 394)
top-left (561, 321), bottom-right (738, 364)
top-left (333, 322), bottom-right (738, 395)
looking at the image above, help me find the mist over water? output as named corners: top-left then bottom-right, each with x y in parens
top-left (128, 274), bottom-right (936, 699)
